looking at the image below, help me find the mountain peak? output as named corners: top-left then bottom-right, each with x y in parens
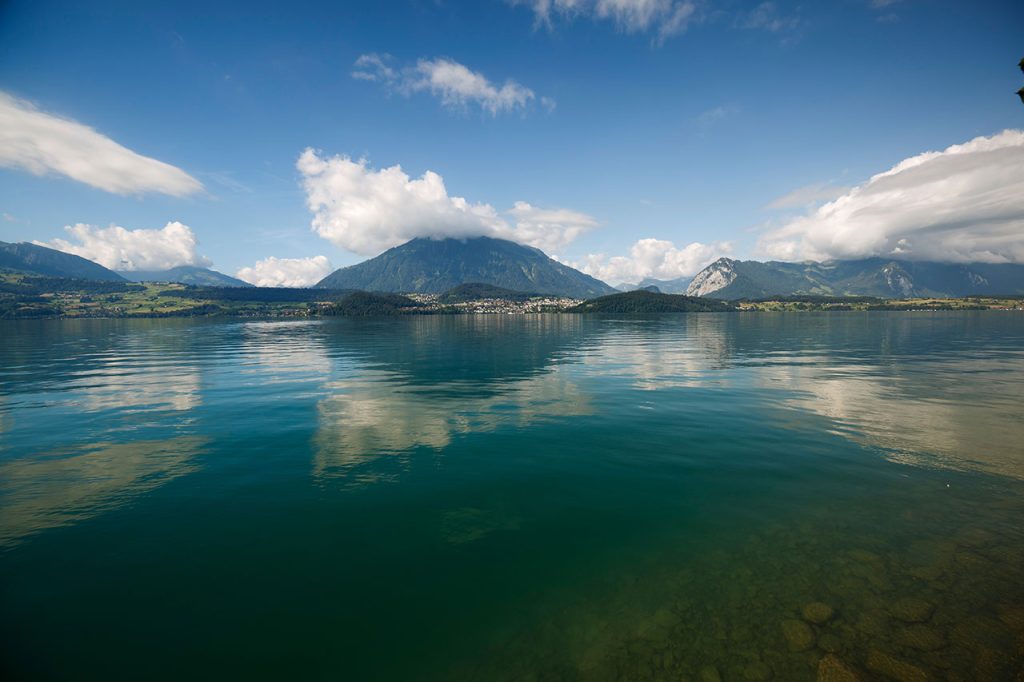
top-left (685, 257), bottom-right (1024, 299)
top-left (317, 236), bottom-right (615, 298)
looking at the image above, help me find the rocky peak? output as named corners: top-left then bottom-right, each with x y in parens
top-left (686, 258), bottom-right (738, 297)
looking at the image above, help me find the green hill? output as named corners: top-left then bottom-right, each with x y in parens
top-left (316, 236), bottom-right (616, 298)
top-left (322, 291), bottom-right (422, 316)
top-left (119, 266), bottom-right (252, 287)
top-left (0, 241), bottom-right (126, 281)
top-left (437, 282), bottom-right (536, 302)
top-left (570, 290), bottom-right (736, 313)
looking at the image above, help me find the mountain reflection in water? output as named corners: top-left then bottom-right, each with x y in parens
top-left (0, 312), bottom-right (1021, 680)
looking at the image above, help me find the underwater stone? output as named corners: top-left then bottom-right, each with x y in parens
top-left (890, 597), bottom-right (935, 623)
top-left (995, 603), bottom-right (1024, 631)
top-left (698, 665), bottom-right (722, 682)
top-left (817, 633), bottom-right (842, 653)
top-left (816, 654), bottom-right (859, 682)
top-left (854, 610), bottom-right (891, 638)
top-left (802, 602), bottom-right (835, 624)
top-left (866, 649), bottom-right (929, 682)
top-left (848, 549), bottom-right (883, 564)
top-left (895, 624), bottom-right (945, 651)
top-left (781, 619), bottom-right (815, 651)
top-left (742, 661), bottom-right (772, 681)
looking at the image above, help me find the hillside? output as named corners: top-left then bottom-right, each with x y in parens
top-left (437, 282), bottom-right (536, 302)
top-left (0, 241), bottom-right (126, 281)
top-left (569, 290), bottom-right (736, 313)
top-left (687, 257), bottom-right (1024, 299)
top-left (316, 236), bottom-right (616, 298)
top-left (119, 266), bottom-right (252, 287)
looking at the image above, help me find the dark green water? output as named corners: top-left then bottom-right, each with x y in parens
top-left (1, 313), bottom-right (1022, 681)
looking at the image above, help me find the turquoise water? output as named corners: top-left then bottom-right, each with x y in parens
top-left (1, 313), bottom-right (1022, 680)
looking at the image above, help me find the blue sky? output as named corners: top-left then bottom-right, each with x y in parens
top-left (1, 0), bottom-right (1022, 285)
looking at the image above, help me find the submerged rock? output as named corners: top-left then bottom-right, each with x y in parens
top-left (996, 603), bottom-right (1024, 631)
top-left (699, 665), bottom-right (722, 682)
top-left (817, 633), bottom-right (843, 653)
top-left (816, 654), bottom-right (859, 682)
top-left (802, 602), bottom-right (835, 624)
top-left (742, 661), bottom-right (772, 681)
top-left (895, 624), bottom-right (945, 651)
top-left (866, 649), bottom-right (929, 682)
top-left (781, 619), bottom-right (815, 651)
top-left (890, 596), bottom-right (935, 623)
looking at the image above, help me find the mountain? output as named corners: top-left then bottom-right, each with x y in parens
top-left (0, 241), bottom-right (126, 281)
top-left (687, 257), bottom-right (1024, 299)
top-left (119, 266), bottom-right (252, 287)
top-left (316, 236), bottom-right (617, 298)
top-left (570, 290), bottom-right (736, 313)
top-left (622, 276), bottom-right (693, 294)
top-left (437, 282), bottom-right (536, 302)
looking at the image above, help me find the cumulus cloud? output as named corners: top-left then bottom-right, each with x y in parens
top-left (757, 130), bottom-right (1024, 264)
top-left (506, 202), bottom-right (598, 253)
top-left (40, 222), bottom-right (211, 271)
top-left (297, 149), bottom-right (597, 256)
top-left (235, 256), bottom-right (334, 288)
top-left (0, 91), bottom-right (202, 197)
top-left (515, 0), bottom-right (698, 40)
top-left (565, 238), bottom-right (732, 284)
top-left (353, 54), bottom-right (543, 115)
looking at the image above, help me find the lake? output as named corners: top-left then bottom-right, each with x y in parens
top-left (1, 313), bottom-right (1022, 680)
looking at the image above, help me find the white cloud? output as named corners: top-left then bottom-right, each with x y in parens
top-left (565, 238), bottom-right (732, 284)
top-left (757, 130), bottom-right (1024, 263)
top-left (0, 91), bottom-right (202, 197)
top-left (516, 0), bottom-right (698, 39)
top-left (506, 202), bottom-right (598, 253)
top-left (40, 222), bottom-right (211, 271)
top-left (235, 256), bottom-right (334, 288)
top-left (739, 2), bottom-right (800, 32)
top-left (297, 149), bottom-right (597, 256)
top-left (353, 55), bottom-right (543, 115)
top-left (765, 182), bottom-right (852, 210)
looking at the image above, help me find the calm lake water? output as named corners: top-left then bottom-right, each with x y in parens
top-left (1, 313), bottom-right (1022, 680)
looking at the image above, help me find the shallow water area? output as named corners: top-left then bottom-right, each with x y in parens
top-left (1, 312), bottom-right (1022, 680)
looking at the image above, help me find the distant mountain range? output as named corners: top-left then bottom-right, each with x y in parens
top-left (686, 257), bottom-right (1024, 299)
top-left (118, 266), bottom-right (252, 287)
top-left (317, 236), bottom-right (617, 298)
top-left (620, 276), bottom-right (694, 294)
top-left (0, 241), bottom-right (125, 281)
top-left (0, 241), bottom-right (250, 288)
top-left (7, 237), bottom-right (1024, 302)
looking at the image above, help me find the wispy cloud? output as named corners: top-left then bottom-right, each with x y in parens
top-left (738, 2), bottom-right (801, 32)
top-left (765, 182), bottom-right (852, 210)
top-left (757, 130), bottom-right (1024, 263)
top-left (513, 0), bottom-right (698, 41)
top-left (0, 91), bottom-right (202, 197)
top-left (353, 54), bottom-right (546, 116)
top-left (39, 222), bottom-right (211, 271)
top-left (697, 104), bottom-right (739, 130)
top-left (297, 149), bottom-right (597, 255)
top-left (236, 255), bottom-right (334, 288)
